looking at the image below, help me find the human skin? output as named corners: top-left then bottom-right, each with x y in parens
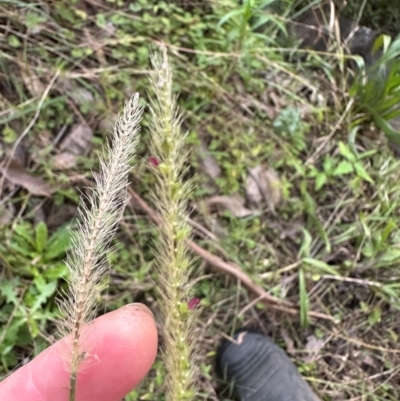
top-left (0, 303), bottom-right (158, 401)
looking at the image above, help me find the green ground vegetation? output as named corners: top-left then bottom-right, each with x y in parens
top-left (1, 0), bottom-right (400, 400)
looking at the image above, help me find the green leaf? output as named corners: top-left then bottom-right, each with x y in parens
top-left (44, 226), bottom-right (71, 261)
top-left (381, 220), bottom-right (396, 244)
top-left (43, 263), bottom-right (68, 280)
top-left (8, 35), bottom-right (21, 48)
top-left (354, 162), bottom-right (374, 184)
top-left (24, 11), bottom-right (47, 30)
top-left (218, 9), bottom-right (243, 27)
top-left (0, 280), bottom-right (19, 305)
top-left (372, 34), bottom-right (391, 54)
top-left (299, 267), bottom-right (309, 328)
top-left (301, 183), bottom-right (331, 253)
top-left (369, 110), bottom-right (400, 146)
top-left (32, 278), bottom-right (57, 312)
top-left (14, 223), bottom-right (35, 248)
top-left (35, 222), bottom-right (48, 253)
top-left (368, 307), bottom-right (381, 326)
top-left (298, 228), bottom-right (312, 258)
top-left (8, 242), bottom-right (35, 259)
top-left (379, 248), bottom-right (400, 264)
top-left (2, 126), bottom-right (18, 144)
top-left (315, 173), bottom-right (327, 191)
top-left (338, 141), bottom-right (356, 162)
top-left (333, 160), bottom-right (354, 176)
top-left (322, 156), bottom-right (334, 174)
top-left (303, 258), bottom-right (340, 276)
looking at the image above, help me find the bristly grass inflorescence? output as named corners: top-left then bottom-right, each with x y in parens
top-left (57, 94), bottom-right (144, 401)
top-left (148, 47), bottom-right (197, 401)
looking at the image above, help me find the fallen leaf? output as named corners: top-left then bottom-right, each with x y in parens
top-left (52, 152), bottom-right (77, 170)
top-left (205, 193), bottom-right (254, 218)
top-left (199, 140), bottom-right (221, 179)
top-left (246, 165), bottom-right (282, 213)
top-left (0, 203), bottom-right (15, 226)
top-left (69, 87), bottom-right (94, 106)
top-left (1, 159), bottom-right (54, 197)
top-left (361, 354), bottom-right (378, 369)
top-left (304, 335), bottom-right (325, 362)
top-left (98, 115), bottom-right (116, 134)
top-left (60, 124), bottom-right (93, 156)
top-left (20, 62), bottom-right (45, 97)
top-left (280, 328), bottom-right (295, 355)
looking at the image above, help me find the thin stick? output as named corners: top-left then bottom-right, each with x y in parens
top-left (127, 187), bottom-right (335, 322)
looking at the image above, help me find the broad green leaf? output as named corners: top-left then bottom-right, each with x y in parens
top-left (354, 162), bottom-right (374, 184)
top-left (8, 242), bottom-right (35, 259)
top-left (43, 263), bottom-right (68, 280)
top-left (338, 141), bottom-right (356, 162)
top-left (372, 34), bottom-right (391, 55)
top-left (32, 279), bottom-right (57, 312)
top-left (8, 35), bottom-right (21, 48)
top-left (368, 307), bottom-right (381, 325)
top-left (1, 318), bottom-right (27, 347)
top-left (24, 11), bottom-right (47, 29)
top-left (333, 160), bottom-right (354, 176)
top-left (35, 221), bottom-right (48, 253)
top-left (315, 173), bottom-right (327, 191)
top-left (14, 223), bottom-right (35, 248)
top-left (379, 248), bottom-right (400, 264)
top-left (44, 226), bottom-right (71, 261)
top-left (322, 156), bottom-right (334, 174)
top-left (0, 280), bottom-right (19, 305)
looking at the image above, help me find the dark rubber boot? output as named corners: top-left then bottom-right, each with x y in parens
top-left (216, 329), bottom-right (320, 401)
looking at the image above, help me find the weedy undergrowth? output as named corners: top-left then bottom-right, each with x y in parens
top-left (57, 94), bottom-right (143, 401)
top-left (148, 47), bottom-right (197, 401)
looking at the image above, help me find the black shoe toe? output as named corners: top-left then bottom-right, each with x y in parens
top-left (216, 329), bottom-right (320, 401)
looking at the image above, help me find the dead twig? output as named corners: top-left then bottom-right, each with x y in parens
top-left (127, 186), bottom-right (335, 322)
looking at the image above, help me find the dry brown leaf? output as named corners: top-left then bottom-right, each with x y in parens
top-left (98, 115), bottom-right (116, 134)
top-left (60, 124), bottom-right (93, 156)
top-left (70, 87), bottom-right (94, 106)
top-left (0, 203), bottom-right (15, 226)
top-left (304, 335), bottom-right (325, 362)
top-left (20, 63), bottom-right (45, 97)
top-left (205, 193), bottom-right (254, 218)
top-left (246, 164), bottom-right (282, 213)
top-left (60, 78), bottom-right (94, 106)
top-left (52, 152), bottom-right (77, 170)
top-left (199, 140), bottom-right (221, 179)
top-left (1, 159), bottom-right (54, 197)
top-left (280, 328), bottom-right (295, 355)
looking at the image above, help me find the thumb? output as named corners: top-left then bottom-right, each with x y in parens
top-left (0, 303), bottom-right (158, 401)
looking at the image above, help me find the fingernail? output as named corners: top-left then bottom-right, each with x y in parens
top-left (124, 303), bottom-right (154, 319)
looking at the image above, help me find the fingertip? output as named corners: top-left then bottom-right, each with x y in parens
top-left (0, 304), bottom-right (158, 401)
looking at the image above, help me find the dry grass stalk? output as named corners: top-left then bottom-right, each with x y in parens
top-left (57, 94), bottom-right (143, 401)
